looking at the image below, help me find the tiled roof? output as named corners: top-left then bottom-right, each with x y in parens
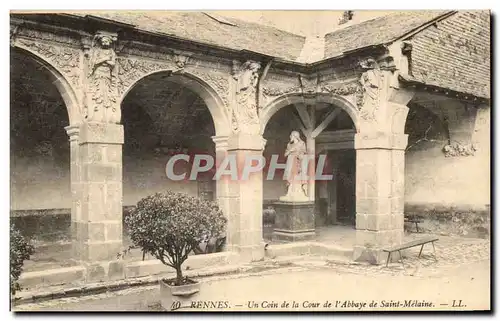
top-left (324, 11), bottom-right (450, 59)
top-left (408, 11), bottom-right (490, 99)
top-left (68, 11), bottom-right (306, 61)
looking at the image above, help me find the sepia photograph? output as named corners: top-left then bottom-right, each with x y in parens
top-left (8, 8), bottom-right (491, 312)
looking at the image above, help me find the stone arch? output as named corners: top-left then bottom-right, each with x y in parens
top-left (11, 46), bottom-right (81, 125)
top-left (118, 69), bottom-right (230, 136)
top-left (260, 92), bottom-right (360, 135)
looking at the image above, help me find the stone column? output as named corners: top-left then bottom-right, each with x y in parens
top-left (353, 132), bottom-right (407, 264)
top-left (73, 122), bottom-right (124, 262)
top-left (306, 136), bottom-right (316, 202)
top-left (328, 151), bottom-right (339, 225)
top-left (212, 136), bottom-right (232, 250)
top-left (226, 132), bottom-right (266, 261)
top-left (65, 125), bottom-right (82, 260)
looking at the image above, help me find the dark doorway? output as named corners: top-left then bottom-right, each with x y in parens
top-left (335, 149), bottom-right (356, 225)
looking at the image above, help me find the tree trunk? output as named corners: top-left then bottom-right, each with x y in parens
top-left (175, 266), bottom-right (183, 286)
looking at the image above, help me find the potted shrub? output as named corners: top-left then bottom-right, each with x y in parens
top-left (10, 224), bottom-right (34, 298)
top-left (125, 192), bottom-right (226, 311)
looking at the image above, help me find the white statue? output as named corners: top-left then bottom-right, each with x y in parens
top-left (280, 131), bottom-right (309, 202)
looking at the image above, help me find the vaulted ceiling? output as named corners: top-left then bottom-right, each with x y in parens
top-left (121, 72), bottom-right (216, 156)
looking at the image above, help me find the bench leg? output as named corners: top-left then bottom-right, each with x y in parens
top-left (431, 241), bottom-right (438, 261)
top-left (415, 222), bottom-right (420, 233)
top-left (418, 244), bottom-right (425, 258)
top-left (398, 250), bottom-right (406, 271)
top-left (386, 252), bottom-right (391, 267)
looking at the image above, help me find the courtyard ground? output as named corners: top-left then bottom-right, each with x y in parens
top-left (13, 235), bottom-right (490, 312)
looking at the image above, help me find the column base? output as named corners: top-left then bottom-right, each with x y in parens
top-left (72, 240), bottom-right (123, 262)
top-left (236, 243), bottom-right (266, 262)
top-left (273, 229), bottom-right (316, 242)
top-left (353, 228), bottom-right (404, 265)
top-left (352, 245), bottom-right (406, 265)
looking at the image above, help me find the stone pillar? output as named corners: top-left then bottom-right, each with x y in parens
top-left (353, 132), bottom-right (407, 264)
top-left (65, 125), bottom-right (82, 260)
top-left (226, 133), bottom-right (266, 261)
top-left (328, 152), bottom-right (339, 224)
top-left (306, 136), bottom-right (315, 202)
top-left (212, 136), bottom-right (232, 251)
top-left (73, 122), bottom-right (124, 262)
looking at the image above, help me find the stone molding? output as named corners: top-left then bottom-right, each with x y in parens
top-left (78, 122), bottom-right (124, 145)
top-left (65, 125), bottom-right (81, 142)
top-left (227, 133), bottom-right (266, 151)
top-left (354, 132), bottom-right (408, 150)
top-left (212, 136), bottom-right (230, 151)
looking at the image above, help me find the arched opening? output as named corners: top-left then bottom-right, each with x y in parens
top-left (10, 48), bottom-right (72, 254)
top-left (262, 98), bottom-right (356, 241)
top-left (121, 72), bottom-right (220, 250)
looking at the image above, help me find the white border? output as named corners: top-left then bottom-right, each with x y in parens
top-left (1, 2), bottom-right (497, 320)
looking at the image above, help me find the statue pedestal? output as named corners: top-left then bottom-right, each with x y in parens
top-left (272, 201), bottom-right (316, 242)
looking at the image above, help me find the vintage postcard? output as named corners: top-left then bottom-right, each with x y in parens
top-left (9, 10), bottom-right (491, 312)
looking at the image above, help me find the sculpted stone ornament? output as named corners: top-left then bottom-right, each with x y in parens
top-left (173, 53), bottom-right (190, 74)
top-left (359, 58), bottom-right (383, 121)
top-left (233, 60), bottom-right (261, 134)
top-left (320, 81), bottom-right (364, 109)
top-left (86, 32), bottom-right (120, 124)
top-left (443, 142), bottom-right (476, 157)
top-left (299, 74), bottom-right (319, 95)
top-left (280, 131), bottom-right (309, 202)
top-left (10, 24), bottom-right (21, 47)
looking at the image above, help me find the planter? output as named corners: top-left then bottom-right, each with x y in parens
top-left (159, 278), bottom-right (201, 311)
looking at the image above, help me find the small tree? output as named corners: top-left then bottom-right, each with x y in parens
top-left (10, 224), bottom-right (34, 295)
top-left (125, 192), bottom-right (226, 286)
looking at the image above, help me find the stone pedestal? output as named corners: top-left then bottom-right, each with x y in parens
top-left (273, 201), bottom-right (316, 242)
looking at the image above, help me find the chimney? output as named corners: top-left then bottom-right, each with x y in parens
top-left (338, 11), bottom-right (354, 25)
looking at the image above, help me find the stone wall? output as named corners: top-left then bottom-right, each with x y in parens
top-left (10, 49), bottom-right (71, 210)
top-left (404, 102), bottom-right (490, 236)
top-left (405, 102), bottom-right (490, 208)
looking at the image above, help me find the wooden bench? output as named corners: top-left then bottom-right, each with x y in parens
top-left (383, 236), bottom-right (439, 269)
top-left (405, 214), bottom-right (424, 233)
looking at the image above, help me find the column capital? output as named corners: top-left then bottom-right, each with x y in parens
top-left (227, 132), bottom-right (266, 151)
top-left (355, 132), bottom-right (408, 150)
top-left (79, 122), bottom-right (124, 145)
top-left (65, 125), bottom-right (80, 142)
top-left (211, 135), bottom-right (229, 151)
